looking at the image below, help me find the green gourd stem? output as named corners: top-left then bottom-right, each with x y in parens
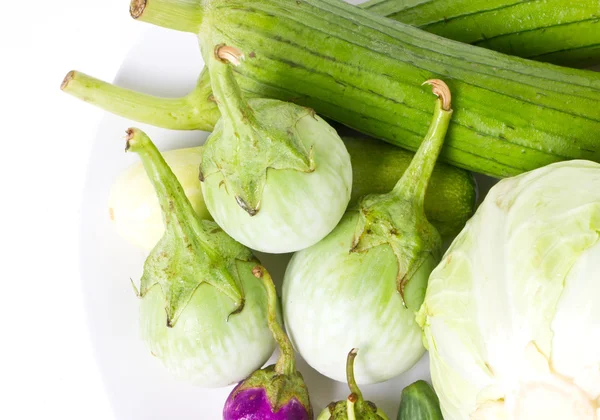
top-left (208, 45), bottom-right (258, 129)
top-left (125, 128), bottom-right (213, 247)
top-left (252, 266), bottom-right (296, 376)
top-left (391, 80), bottom-right (453, 209)
top-left (129, 0), bottom-right (202, 33)
top-left (346, 349), bottom-right (363, 401)
top-left (61, 70), bottom-right (215, 131)
top-left (346, 394), bottom-right (358, 420)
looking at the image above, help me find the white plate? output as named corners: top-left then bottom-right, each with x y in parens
top-left (80, 20), bottom-right (497, 420)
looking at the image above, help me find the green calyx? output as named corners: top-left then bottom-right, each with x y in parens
top-left (199, 45), bottom-right (315, 215)
top-left (126, 128), bottom-right (255, 327)
top-left (350, 81), bottom-right (453, 311)
top-left (318, 349), bottom-right (389, 420)
top-left (322, 399), bottom-right (388, 420)
top-left (234, 365), bottom-right (312, 415)
top-left (234, 266), bottom-right (311, 415)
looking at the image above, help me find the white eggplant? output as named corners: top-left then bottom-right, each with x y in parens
top-left (283, 80), bottom-right (453, 384)
top-left (199, 45), bottom-right (352, 254)
top-left (125, 128), bottom-right (274, 387)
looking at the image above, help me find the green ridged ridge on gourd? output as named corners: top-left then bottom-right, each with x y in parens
top-left (360, 0), bottom-right (600, 68)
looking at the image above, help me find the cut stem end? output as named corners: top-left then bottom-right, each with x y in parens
top-left (60, 70), bottom-right (76, 91)
top-left (125, 127), bottom-right (147, 152)
top-left (129, 0), bottom-right (146, 19)
top-left (128, 0), bottom-right (202, 33)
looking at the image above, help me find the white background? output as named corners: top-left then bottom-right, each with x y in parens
top-left (3, 1), bottom-right (140, 418)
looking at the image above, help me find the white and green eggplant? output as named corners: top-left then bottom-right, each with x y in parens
top-left (283, 80), bottom-right (453, 384)
top-left (199, 45), bottom-right (352, 254)
top-left (125, 128), bottom-right (274, 387)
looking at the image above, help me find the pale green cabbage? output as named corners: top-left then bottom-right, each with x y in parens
top-left (417, 160), bottom-right (600, 420)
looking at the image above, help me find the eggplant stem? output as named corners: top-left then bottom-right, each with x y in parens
top-left (346, 349), bottom-right (363, 400)
top-left (347, 393), bottom-right (358, 420)
top-left (130, 0), bottom-right (203, 33)
top-left (124, 128), bottom-right (212, 246)
top-left (207, 45), bottom-right (258, 133)
top-left (391, 79), bottom-right (453, 208)
top-left (252, 266), bottom-right (296, 376)
top-left (60, 70), bottom-right (214, 131)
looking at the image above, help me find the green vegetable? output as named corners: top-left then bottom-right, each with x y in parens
top-left (199, 44), bottom-right (352, 254)
top-left (125, 127), bottom-right (275, 387)
top-left (60, 69), bottom-right (219, 130)
top-left (361, 0), bottom-right (600, 68)
top-left (65, 0), bottom-right (600, 178)
top-left (108, 136), bottom-right (475, 250)
top-left (397, 381), bottom-right (443, 420)
top-left (344, 136), bottom-right (475, 238)
top-left (283, 80), bottom-right (452, 384)
top-left (417, 160), bottom-right (600, 419)
top-left (317, 349), bottom-right (389, 420)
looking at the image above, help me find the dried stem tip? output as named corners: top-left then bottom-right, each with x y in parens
top-left (130, 0), bottom-right (146, 19)
top-left (423, 79), bottom-right (452, 111)
top-left (215, 45), bottom-right (244, 66)
top-left (124, 128), bottom-right (137, 151)
top-left (125, 128), bottom-right (136, 141)
top-left (252, 266), bottom-right (264, 278)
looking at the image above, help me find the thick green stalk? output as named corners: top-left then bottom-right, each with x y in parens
top-left (130, 0), bottom-right (600, 177)
top-left (61, 70), bottom-right (217, 131)
top-left (207, 46), bottom-right (258, 131)
top-left (125, 128), bottom-right (211, 246)
top-left (252, 266), bottom-right (296, 376)
top-left (343, 135), bottom-right (475, 239)
top-left (130, 0), bottom-right (203, 33)
top-left (360, 0), bottom-right (600, 68)
top-left (391, 80), bottom-right (453, 210)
